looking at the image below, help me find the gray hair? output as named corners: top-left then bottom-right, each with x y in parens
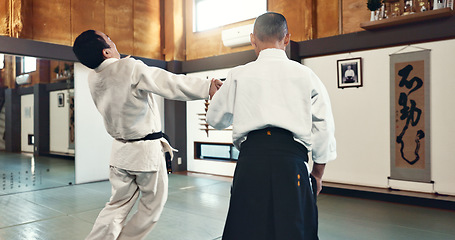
top-left (253, 12), bottom-right (288, 42)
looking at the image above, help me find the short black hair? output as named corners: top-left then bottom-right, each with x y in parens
top-left (72, 30), bottom-right (110, 69)
top-left (253, 12), bottom-right (288, 42)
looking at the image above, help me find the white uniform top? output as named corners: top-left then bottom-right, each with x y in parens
top-left (206, 48), bottom-right (336, 164)
top-left (89, 58), bottom-right (211, 171)
top-left (345, 69), bottom-right (355, 78)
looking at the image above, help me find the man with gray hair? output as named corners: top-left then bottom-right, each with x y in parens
top-left (207, 12), bottom-right (336, 240)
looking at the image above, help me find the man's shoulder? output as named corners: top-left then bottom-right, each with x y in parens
top-left (228, 58), bottom-right (314, 76)
top-left (110, 58), bottom-right (144, 74)
top-left (118, 57), bottom-right (140, 65)
top-left (226, 63), bottom-right (250, 76)
top-left (286, 59), bottom-right (312, 70)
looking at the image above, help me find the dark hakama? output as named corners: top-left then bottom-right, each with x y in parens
top-left (222, 127), bottom-right (319, 240)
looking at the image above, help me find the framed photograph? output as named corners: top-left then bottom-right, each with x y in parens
top-left (57, 93), bottom-right (65, 107)
top-left (337, 57), bottom-right (363, 88)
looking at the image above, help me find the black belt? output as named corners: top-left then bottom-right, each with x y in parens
top-left (126, 132), bottom-right (170, 143)
top-left (120, 131), bottom-right (173, 174)
top-left (248, 127), bottom-right (293, 138)
top-left (246, 127), bottom-right (308, 158)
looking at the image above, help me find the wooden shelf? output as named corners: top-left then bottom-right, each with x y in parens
top-left (52, 76), bottom-right (73, 82)
top-left (360, 7), bottom-right (454, 30)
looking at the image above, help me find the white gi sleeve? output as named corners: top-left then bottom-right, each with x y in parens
top-left (131, 59), bottom-right (211, 101)
top-left (206, 71), bottom-right (236, 130)
top-left (310, 71), bottom-right (337, 164)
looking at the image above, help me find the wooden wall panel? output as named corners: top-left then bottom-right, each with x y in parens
top-left (105, 0), bottom-right (134, 56)
top-left (134, 0), bottom-right (162, 60)
top-left (185, 0), bottom-right (322, 61)
top-left (342, 0), bottom-right (369, 34)
top-left (2, 0), bottom-right (375, 63)
top-left (15, 58), bottom-right (49, 88)
top-left (316, 0), bottom-right (340, 38)
top-left (18, 0), bottom-right (34, 39)
top-left (6, 0), bottom-right (32, 38)
top-left (11, 0), bottom-right (22, 38)
top-left (48, 60), bottom-right (73, 83)
top-left (164, 0), bottom-right (175, 61)
top-left (32, 0), bottom-right (72, 45)
top-left (4, 0), bottom-right (163, 61)
top-left (71, 0), bottom-right (105, 44)
top-left (185, 21), bottom-right (255, 61)
top-left (28, 59), bottom-right (40, 86)
top-left (0, 0), bottom-right (10, 36)
top-left (0, 70), bottom-right (4, 88)
top-left (268, 0), bottom-right (314, 41)
top-left (164, 0), bottom-right (186, 61)
top-left (2, 56), bottom-right (15, 88)
top-left (184, 0), bottom-right (255, 60)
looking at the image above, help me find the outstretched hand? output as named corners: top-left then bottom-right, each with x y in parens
top-left (209, 78), bottom-right (223, 99)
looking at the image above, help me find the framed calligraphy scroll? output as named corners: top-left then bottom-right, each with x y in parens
top-left (390, 50), bottom-right (431, 183)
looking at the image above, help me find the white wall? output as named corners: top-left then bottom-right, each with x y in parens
top-left (74, 63), bottom-right (111, 184)
top-left (187, 68), bottom-right (236, 176)
top-left (49, 89), bottom-right (75, 154)
top-left (73, 41), bottom-right (454, 195)
top-left (21, 94), bottom-right (34, 153)
top-left (74, 62), bottom-right (165, 184)
top-left (303, 39), bottom-right (455, 195)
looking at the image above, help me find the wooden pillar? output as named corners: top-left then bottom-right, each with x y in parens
top-left (133, 0), bottom-right (162, 59)
top-left (164, 100), bottom-right (188, 172)
top-left (164, 60), bottom-right (187, 172)
top-left (316, 0), bottom-right (340, 38)
top-left (5, 88), bottom-right (21, 152)
top-left (286, 40), bottom-right (300, 62)
top-left (164, 0), bottom-right (186, 61)
top-left (33, 83), bottom-right (49, 155)
top-left (0, 0), bottom-right (11, 36)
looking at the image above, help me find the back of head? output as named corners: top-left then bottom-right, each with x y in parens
top-left (73, 30), bottom-right (110, 69)
top-left (253, 12), bottom-right (288, 42)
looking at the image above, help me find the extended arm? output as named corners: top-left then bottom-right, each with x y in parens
top-left (132, 59), bottom-right (211, 101)
top-left (206, 72), bottom-right (236, 130)
top-left (209, 79), bottom-right (223, 99)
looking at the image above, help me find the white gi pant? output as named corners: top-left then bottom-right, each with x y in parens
top-left (85, 158), bottom-right (168, 240)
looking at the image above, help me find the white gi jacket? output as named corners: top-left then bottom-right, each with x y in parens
top-left (89, 58), bottom-right (211, 171)
top-left (206, 48), bottom-right (336, 164)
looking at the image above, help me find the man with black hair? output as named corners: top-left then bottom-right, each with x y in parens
top-left (207, 12), bottom-right (336, 240)
top-left (73, 30), bottom-right (222, 240)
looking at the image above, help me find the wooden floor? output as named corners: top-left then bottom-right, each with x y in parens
top-left (0, 160), bottom-right (454, 239)
top-left (0, 173), bottom-right (454, 239)
top-left (0, 152), bottom-right (75, 195)
top-left (178, 171), bottom-right (455, 210)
